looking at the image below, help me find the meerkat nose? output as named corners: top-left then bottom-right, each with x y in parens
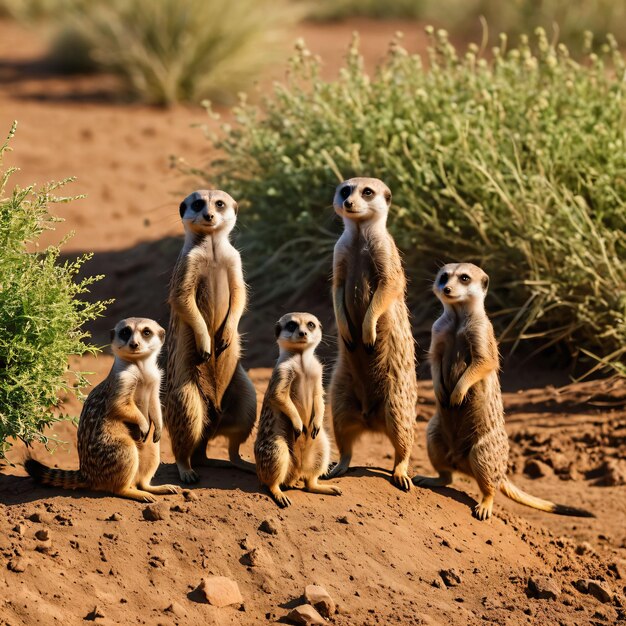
top-left (299, 330), bottom-right (306, 337)
top-left (129, 340), bottom-right (139, 349)
top-left (343, 199), bottom-right (353, 209)
top-left (443, 286), bottom-right (452, 295)
top-left (204, 213), bottom-right (214, 222)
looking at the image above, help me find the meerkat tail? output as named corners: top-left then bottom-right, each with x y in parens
top-left (24, 459), bottom-right (88, 490)
top-left (499, 479), bottom-right (595, 518)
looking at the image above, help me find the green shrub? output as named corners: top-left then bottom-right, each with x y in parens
top-left (303, 0), bottom-right (426, 21)
top-left (0, 122), bottom-right (109, 458)
top-left (193, 30), bottom-right (626, 376)
top-left (32, 0), bottom-right (295, 104)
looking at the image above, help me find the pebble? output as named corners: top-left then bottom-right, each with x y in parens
top-left (258, 518), bottom-right (278, 535)
top-left (163, 602), bottom-right (186, 617)
top-left (527, 575), bottom-right (560, 600)
top-left (195, 576), bottom-right (243, 607)
top-left (7, 557), bottom-right (29, 573)
top-left (12, 524), bottom-right (25, 536)
top-left (243, 547), bottom-right (273, 568)
top-left (182, 489), bottom-right (199, 502)
top-left (142, 503), bottom-right (170, 521)
top-left (304, 584), bottom-right (335, 618)
top-left (287, 603), bottom-right (326, 625)
top-left (35, 529), bottom-right (50, 541)
top-left (439, 568), bottom-right (462, 587)
top-left (106, 513), bottom-right (122, 522)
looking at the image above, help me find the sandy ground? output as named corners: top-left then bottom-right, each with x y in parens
top-left (1, 16), bottom-right (625, 626)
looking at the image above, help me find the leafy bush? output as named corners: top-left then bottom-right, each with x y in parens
top-left (304, 0), bottom-right (426, 21)
top-left (193, 30), bottom-right (626, 376)
top-left (0, 122), bottom-right (109, 458)
top-left (2, 0), bottom-right (296, 104)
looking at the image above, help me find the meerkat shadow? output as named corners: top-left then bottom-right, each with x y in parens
top-left (416, 483), bottom-right (478, 513)
top-left (154, 461), bottom-right (260, 495)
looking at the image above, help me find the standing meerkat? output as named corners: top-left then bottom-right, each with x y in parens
top-left (25, 318), bottom-right (179, 502)
top-left (326, 177), bottom-right (418, 491)
top-left (255, 312), bottom-right (341, 507)
top-left (413, 262), bottom-right (594, 520)
top-left (164, 189), bottom-right (257, 484)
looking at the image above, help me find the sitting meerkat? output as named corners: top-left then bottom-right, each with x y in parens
top-left (326, 177), bottom-right (418, 491)
top-left (25, 318), bottom-right (179, 502)
top-left (164, 189), bottom-right (257, 484)
top-left (254, 312), bottom-right (342, 507)
top-left (413, 263), bottom-right (594, 520)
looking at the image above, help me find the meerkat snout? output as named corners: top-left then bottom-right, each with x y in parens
top-left (275, 313), bottom-right (322, 351)
top-left (333, 177), bottom-right (392, 221)
top-left (111, 317), bottom-right (165, 361)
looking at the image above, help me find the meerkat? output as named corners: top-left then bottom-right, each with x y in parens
top-left (326, 177), bottom-right (418, 491)
top-left (413, 262), bottom-right (594, 520)
top-left (164, 189), bottom-right (257, 484)
top-left (254, 312), bottom-right (341, 507)
top-left (25, 318), bottom-right (179, 502)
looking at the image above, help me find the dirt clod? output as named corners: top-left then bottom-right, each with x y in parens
top-left (524, 459), bottom-right (553, 479)
top-left (528, 575), bottom-right (560, 600)
top-left (439, 569), bottom-right (462, 587)
top-left (304, 584), bottom-right (335, 618)
top-left (195, 576), bottom-right (243, 607)
top-left (142, 503), bottom-right (169, 521)
top-left (258, 519), bottom-right (278, 535)
top-left (7, 558), bottom-right (29, 573)
top-left (287, 603), bottom-right (326, 625)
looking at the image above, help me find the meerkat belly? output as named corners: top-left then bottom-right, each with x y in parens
top-left (442, 332), bottom-right (471, 396)
top-left (291, 375), bottom-right (313, 428)
top-left (344, 238), bottom-right (378, 332)
top-left (197, 266), bottom-right (230, 333)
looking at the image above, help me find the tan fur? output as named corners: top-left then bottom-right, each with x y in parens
top-left (326, 177), bottom-right (418, 491)
top-left (254, 313), bottom-right (341, 507)
top-left (25, 318), bottom-right (180, 502)
top-left (164, 190), bottom-right (257, 484)
top-left (413, 263), bottom-right (593, 520)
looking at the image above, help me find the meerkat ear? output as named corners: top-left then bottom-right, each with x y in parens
top-left (158, 327), bottom-right (166, 342)
top-left (274, 322), bottom-right (282, 338)
top-left (109, 328), bottom-right (116, 342)
top-left (482, 274), bottom-right (489, 293)
top-left (233, 201), bottom-right (238, 215)
top-left (179, 201), bottom-right (186, 218)
top-left (384, 189), bottom-right (392, 206)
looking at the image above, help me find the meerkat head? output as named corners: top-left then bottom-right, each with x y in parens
top-left (434, 263), bottom-right (489, 311)
top-left (333, 177), bottom-right (392, 223)
top-left (178, 189), bottom-right (238, 237)
top-left (274, 312), bottom-right (322, 353)
top-left (110, 317), bottom-right (165, 362)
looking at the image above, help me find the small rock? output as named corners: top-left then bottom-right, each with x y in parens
top-left (439, 568), bottom-right (462, 587)
top-left (12, 524), bottom-right (25, 536)
top-left (527, 575), bottom-right (560, 600)
top-left (574, 579), bottom-right (589, 594)
top-left (243, 547), bottom-right (273, 568)
top-left (163, 602), bottom-right (186, 617)
top-left (304, 584), bottom-right (335, 618)
top-left (612, 559), bottom-right (626, 580)
top-left (431, 578), bottom-right (443, 589)
top-left (258, 518), bottom-right (278, 535)
top-left (106, 513), bottom-right (122, 522)
top-left (287, 603), bottom-right (326, 625)
top-left (35, 529), bottom-right (50, 541)
top-left (170, 504), bottom-right (188, 513)
top-left (195, 576), bottom-right (243, 607)
top-left (587, 580), bottom-right (613, 604)
top-left (575, 542), bottom-right (594, 556)
top-left (594, 459), bottom-right (626, 487)
top-left (84, 605), bottom-right (105, 621)
top-left (182, 489), bottom-right (198, 502)
top-left (142, 503), bottom-right (169, 521)
top-left (336, 515), bottom-right (351, 524)
top-left (523, 459), bottom-right (553, 479)
top-left (27, 512), bottom-right (51, 524)
top-left (35, 539), bottom-right (53, 553)
top-left (7, 558), bottom-right (29, 573)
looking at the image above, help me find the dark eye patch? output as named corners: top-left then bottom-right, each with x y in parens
top-left (191, 198), bottom-right (206, 212)
top-left (307, 321), bottom-right (315, 330)
top-left (118, 326), bottom-right (132, 342)
top-left (438, 272), bottom-right (449, 285)
top-left (340, 186), bottom-right (351, 200)
top-left (362, 187), bottom-right (374, 197)
top-left (285, 321), bottom-right (298, 333)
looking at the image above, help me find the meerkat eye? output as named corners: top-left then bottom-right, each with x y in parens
top-left (439, 272), bottom-right (449, 285)
top-left (118, 326), bottom-right (131, 342)
top-left (215, 200), bottom-right (225, 209)
top-left (285, 321), bottom-right (298, 333)
top-left (142, 328), bottom-right (152, 337)
top-left (307, 321), bottom-right (315, 330)
top-left (362, 187), bottom-right (374, 197)
top-left (460, 274), bottom-right (471, 283)
top-left (191, 199), bottom-right (205, 212)
top-left (340, 186), bottom-right (351, 200)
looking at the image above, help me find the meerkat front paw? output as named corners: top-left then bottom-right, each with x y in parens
top-left (362, 321), bottom-right (377, 353)
top-left (310, 416), bottom-right (323, 439)
top-left (292, 418), bottom-right (305, 440)
top-left (195, 333), bottom-right (212, 362)
top-left (152, 422), bottom-right (162, 443)
top-left (449, 385), bottom-right (467, 407)
top-left (215, 323), bottom-right (234, 358)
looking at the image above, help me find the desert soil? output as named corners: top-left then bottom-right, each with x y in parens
top-left (1, 16), bottom-right (625, 626)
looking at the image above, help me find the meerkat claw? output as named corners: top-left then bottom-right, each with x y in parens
top-left (364, 342), bottom-right (375, 354)
top-left (392, 473), bottom-right (412, 492)
top-left (342, 336), bottom-right (356, 352)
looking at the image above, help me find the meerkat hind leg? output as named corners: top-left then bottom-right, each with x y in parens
top-left (304, 476), bottom-right (342, 496)
top-left (269, 484), bottom-right (292, 508)
top-left (116, 486), bottom-right (158, 503)
top-left (324, 415), bottom-right (362, 479)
